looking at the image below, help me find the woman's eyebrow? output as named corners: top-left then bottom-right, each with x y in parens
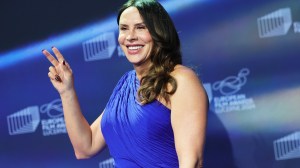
top-left (119, 22), bottom-right (145, 26)
top-left (119, 24), bottom-right (128, 27)
top-left (134, 22), bottom-right (145, 26)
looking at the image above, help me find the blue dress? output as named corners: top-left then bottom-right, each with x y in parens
top-left (101, 70), bottom-right (179, 168)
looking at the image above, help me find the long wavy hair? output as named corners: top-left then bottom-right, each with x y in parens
top-left (117, 0), bottom-right (182, 105)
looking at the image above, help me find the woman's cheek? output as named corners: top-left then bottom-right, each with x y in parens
top-left (118, 34), bottom-right (125, 44)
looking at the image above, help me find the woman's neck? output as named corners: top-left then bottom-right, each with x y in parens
top-left (133, 62), bottom-right (152, 81)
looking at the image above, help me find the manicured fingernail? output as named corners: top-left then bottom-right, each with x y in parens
top-left (55, 74), bottom-right (62, 82)
top-left (51, 46), bottom-right (55, 49)
top-left (42, 49), bottom-right (45, 52)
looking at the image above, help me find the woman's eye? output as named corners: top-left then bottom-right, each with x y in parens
top-left (120, 27), bottom-right (127, 30)
top-left (137, 26), bottom-right (146, 29)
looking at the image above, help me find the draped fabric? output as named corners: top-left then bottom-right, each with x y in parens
top-left (101, 70), bottom-right (178, 168)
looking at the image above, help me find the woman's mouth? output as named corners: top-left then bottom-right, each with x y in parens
top-left (128, 45), bottom-right (143, 50)
top-left (127, 45), bottom-right (144, 54)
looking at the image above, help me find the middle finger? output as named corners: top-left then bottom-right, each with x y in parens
top-left (52, 47), bottom-right (65, 63)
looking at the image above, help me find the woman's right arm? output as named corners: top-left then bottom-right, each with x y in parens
top-left (60, 90), bottom-right (106, 159)
top-left (42, 47), bottom-right (106, 159)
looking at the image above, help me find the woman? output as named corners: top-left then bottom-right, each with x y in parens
top-left (42, 0), bottom-right (207, 167)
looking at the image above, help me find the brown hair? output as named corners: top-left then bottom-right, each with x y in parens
top-left (118, 0), bottom-right (182, 104)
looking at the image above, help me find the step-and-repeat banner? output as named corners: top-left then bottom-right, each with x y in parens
top-left (1, 0), bottom-right (299, 167)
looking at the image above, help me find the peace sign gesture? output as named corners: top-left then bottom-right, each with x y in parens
top-left (42, 47), bottom-right (74, 95)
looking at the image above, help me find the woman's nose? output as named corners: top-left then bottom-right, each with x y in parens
top-left (126, 30), bottom-right (138, 41)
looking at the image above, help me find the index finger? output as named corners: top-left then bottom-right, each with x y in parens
top-left (52, 47), bottom-right (65, 63)
top-left (42, 49), bottom-right (59, 66)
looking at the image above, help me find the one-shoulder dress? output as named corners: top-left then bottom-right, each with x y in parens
top-left (101, 70), bottom-right (179, 168)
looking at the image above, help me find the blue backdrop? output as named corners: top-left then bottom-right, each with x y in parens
top-left (1, 0), bottom-right (300, 167)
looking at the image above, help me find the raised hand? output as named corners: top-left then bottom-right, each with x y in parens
top-left (42, 47), bottom-right (74, 95)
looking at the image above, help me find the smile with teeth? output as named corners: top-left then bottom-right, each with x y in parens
top-left (128, 46), bottom-right (143, 50)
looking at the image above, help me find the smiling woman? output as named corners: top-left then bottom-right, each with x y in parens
top-left (42, 0), bottom-right (208, 167)
top-left (118, 7), bottom-right (153, 69)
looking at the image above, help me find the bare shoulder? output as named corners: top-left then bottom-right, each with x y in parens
top-left (170, 65), bottom-right (207, 100)
top-left (169, 64), bottom-right (208, 113)
top-left (170, 65), bottom-right (201, 84)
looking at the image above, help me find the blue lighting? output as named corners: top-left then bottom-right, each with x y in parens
top-left (0, 0), bottom-right (204, 69)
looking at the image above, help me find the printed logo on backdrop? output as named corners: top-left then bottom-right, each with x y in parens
top-left (203, 68), bottom-right (256, 114)
top-left (7, 99), bottom-right (67, 136)
top-left (82, 31), bottom-right (125, 62)
top-left (99, 158), bottom-right (114, 168)
top-left (274, 131), bottom-right (300, 160)
top-left (40, 99), bottom-right (66, 136)
top-left (257, 7), bottom-right (300, 38)
top-left (7, 106), bottom-right (40, 135)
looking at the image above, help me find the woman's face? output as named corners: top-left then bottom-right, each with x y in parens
top-left (118, 7), bottom-right (153, 68)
